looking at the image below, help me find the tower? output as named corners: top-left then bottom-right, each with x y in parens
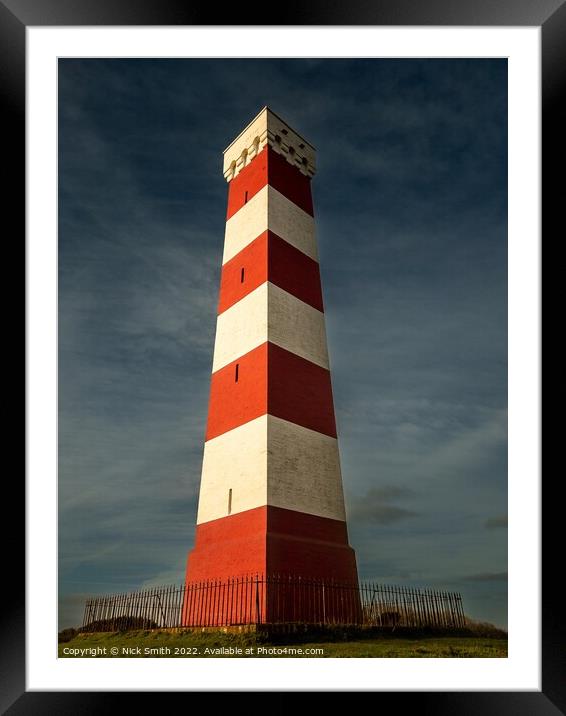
top-left (184, 107), bottom-right (359, 622)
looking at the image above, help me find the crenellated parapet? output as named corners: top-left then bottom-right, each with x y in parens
top-left (222, 106), bottom-right (316, 182)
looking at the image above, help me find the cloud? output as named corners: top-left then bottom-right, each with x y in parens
top-left (485, 515), bottom-right (508, 529)
top-left (349, 486), bottom-right (419, 525)
top-left (463, 571), bottom-right (508, 582)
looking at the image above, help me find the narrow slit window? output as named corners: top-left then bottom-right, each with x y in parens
top-left (235, 363), bottom-right (239, 382)
top-left (244, 190), bottom-right (248, 204)
top-left (240, 267), bottom-right (245, 283)
top-left (228, 488), bottom-right (232, 515)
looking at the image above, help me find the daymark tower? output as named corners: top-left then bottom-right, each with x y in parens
top-left (185, 108), bottom-right (359, 621)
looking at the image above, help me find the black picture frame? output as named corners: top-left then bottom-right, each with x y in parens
top-left (12, 0), bottom-right (557, 709)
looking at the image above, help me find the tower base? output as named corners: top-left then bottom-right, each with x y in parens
top-left (183, 505), bottom-right (361, 626)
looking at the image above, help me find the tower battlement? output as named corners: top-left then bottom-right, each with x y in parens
top-left (223, 106), bottom-right (316, 182)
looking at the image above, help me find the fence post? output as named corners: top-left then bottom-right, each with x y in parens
top-left (255, 574), bottom-right (261, 625)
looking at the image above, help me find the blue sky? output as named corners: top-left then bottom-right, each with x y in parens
top-left (58, 59), bottom-right (507, 629)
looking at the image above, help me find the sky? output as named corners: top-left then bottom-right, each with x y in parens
top-left (58, 59), bottom-right (508, 629)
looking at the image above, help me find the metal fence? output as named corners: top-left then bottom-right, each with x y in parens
top-left (81, 575), bottom-right (465, 632)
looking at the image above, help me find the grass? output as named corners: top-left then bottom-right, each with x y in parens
top-left (59, 628), bottom-right (507, 658)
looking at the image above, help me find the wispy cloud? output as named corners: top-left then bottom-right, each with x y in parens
top-left (463, 571), bottom-right (508, 583)
top-left (485, 515), bottom-right (508, 529)
top-left (349, 486), bottom-right (418, 525)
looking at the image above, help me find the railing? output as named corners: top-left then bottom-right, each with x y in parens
top-left (81, 575), bottom-right (465, 632)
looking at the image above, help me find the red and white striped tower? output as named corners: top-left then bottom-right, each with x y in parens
top-left (184, 107), bottom-right (359, 621)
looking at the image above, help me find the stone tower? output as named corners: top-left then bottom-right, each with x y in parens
top-left (184, 108), bottom-right (359, 617)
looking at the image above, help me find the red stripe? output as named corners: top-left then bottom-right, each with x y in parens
top-left (226, 146), bottom-right (314, 220)
top-left (226, 147), bottom-right (268, 220)
top-left (206, 342), bottom-right (336, 441)
top-left (217, 231), bottom-right (268, 315)
top-left (266, 146), bottom-right (314, 216)
top-left (205, 343), bottom-right (268, 442)
top-left (218, 230), bottom-right (323, 315)
top-left (267, 533), bottom-right (358, 583)
top-left (268, 343), bottom-right (337, 438)
top-left (268, 231), bottom-right (323, 312)
top-left (186, 506), bottom-right (268, 582)
top-left (267, 504), bottom-right (350, 545)
top-left (185, 505), bottom-right (358, 584)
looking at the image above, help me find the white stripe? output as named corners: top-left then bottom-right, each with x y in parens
top-left (211, 282), bottom-right (328, 373)
top-left (196, 415), bottom-right (345, 525)
top-left (223, 185), bottom-right (317, 265)
top-left (223, 186), bottom-right (267, 265)
top-left (268, 187), bottom-right (318, 261)
top-left (267, 283), bottom-right (329, 369)
top-left (211, 283), bottom-right (268, 373)
top-left (267, 415), bottom-right (346, 522)
top-left (196, 416), bottom-right (268, 525)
